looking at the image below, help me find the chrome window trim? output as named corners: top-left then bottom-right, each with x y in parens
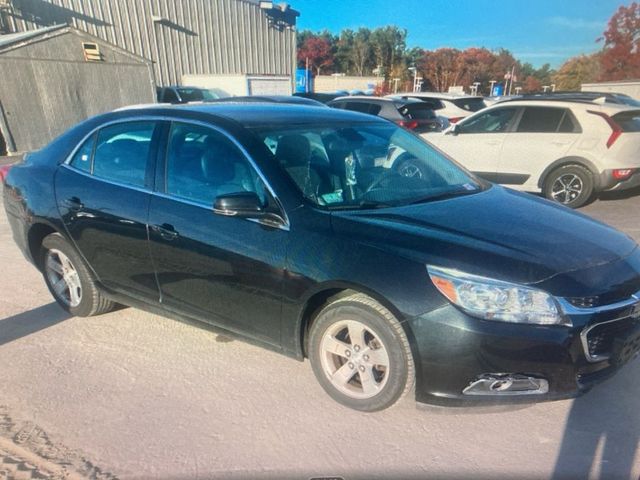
top-left (61, 115), bottom-right (290, 231)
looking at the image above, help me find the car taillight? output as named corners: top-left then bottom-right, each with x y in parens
top-left (0, 164), bottom-right (11, 183)
top-left (612, 168), bottom-right (635, 180)
top-left (449, 117), bottom-right (464, 123)
top-left (587, 110), bottom-right (623, 148)
top-left (397, 120), bottom-right (418, 130)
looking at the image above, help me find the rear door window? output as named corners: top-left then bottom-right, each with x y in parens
top-left (69, 133), bottom-right (96, 173)
top-left (516, 107), bottom-right (567, 133)
top-left (344, 102), bottom-right (379, 115)
top-left (92, 121), bottom-right (156, 187)
top-left (400, 104), bottom-right (436, 120)
top-left (459, 108), bottom-right (518, 133)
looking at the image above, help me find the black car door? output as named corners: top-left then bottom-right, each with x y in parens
top-left (55, 120), bottom-right (162, 301)
top-left (147, 121), bottom-right (288, 346)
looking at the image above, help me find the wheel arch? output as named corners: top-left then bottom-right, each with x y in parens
top-left (297, 281), bottom-right (410, 359)
top-left (537, 156), bottom-right (601, 190)
top-left (27, 221), bottom-right (63, 270)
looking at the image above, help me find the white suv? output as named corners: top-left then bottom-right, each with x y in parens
top-left (387, 92), bottom-right (486, 123)
top-left (425, 99), bottom-right (640, 208)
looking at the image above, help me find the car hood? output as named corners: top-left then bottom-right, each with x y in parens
top-left (330, 186), bottom-right (640, 298)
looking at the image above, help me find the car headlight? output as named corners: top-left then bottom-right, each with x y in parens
top-left (427, 265), bottom-right (569, 326)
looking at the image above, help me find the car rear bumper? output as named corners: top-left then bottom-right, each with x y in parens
top-left (599, 169), bottom-right (640, 192)
top-left (408, 298), bottom-right (640, 407)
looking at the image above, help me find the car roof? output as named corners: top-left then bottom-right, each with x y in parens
top-left (483, 98), bottom-right (638, 114)
top-left (109, 103), bottom-right (388, 128)
top-left (330, 95), bottom-right (424, 106)
top-left (210, 95), bottom-right (326, 107)
top-left (391, 92), bottom-right (483, 100)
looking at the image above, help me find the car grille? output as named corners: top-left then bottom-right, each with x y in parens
top-left (584, 316), bottom-right (640, 361)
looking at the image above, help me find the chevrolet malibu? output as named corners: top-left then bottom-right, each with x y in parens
top-left (3, 104), bottom-right (640, 412)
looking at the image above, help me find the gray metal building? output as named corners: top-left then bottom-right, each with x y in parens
top-left (0, 0), bottom-right (299, 86)
top-left (0, 25), bottom-right (155, 153)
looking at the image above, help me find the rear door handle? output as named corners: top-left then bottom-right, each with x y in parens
top-left (151, 223), bottom-right (179, 241)
top-left (63, 197), bottom-right (84, 211)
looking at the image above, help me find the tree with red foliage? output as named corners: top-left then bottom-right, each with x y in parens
top-left (297, 36), bottom-right (334, 75)
top-left (599, 2), bottom-right (640, 80)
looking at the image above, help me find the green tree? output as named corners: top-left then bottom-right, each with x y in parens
top-left (553, 54), bottom-right (601, 91)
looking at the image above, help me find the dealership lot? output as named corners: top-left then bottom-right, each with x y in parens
top-left (0, 184), bottom-right (639, 479)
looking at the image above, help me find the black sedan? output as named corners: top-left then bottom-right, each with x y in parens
top-left (3, 104), bottom-right (640, 411)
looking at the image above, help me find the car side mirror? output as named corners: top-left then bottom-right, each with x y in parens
top-left (213, 192), bottom-right (265, 218)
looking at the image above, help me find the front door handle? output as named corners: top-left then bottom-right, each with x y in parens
top-left (151, 223), bottom-right (179, 241)
top-left (63, 197), bottom-right (84, 212)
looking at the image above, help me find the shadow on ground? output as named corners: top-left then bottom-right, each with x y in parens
top-left (552, 359), bottom-right (640, 479)
top-left (0, 303), bottom-right (70, 346)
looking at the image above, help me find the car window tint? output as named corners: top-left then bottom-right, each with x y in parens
top-left (415, 98), bottom-right (444, 110)
top-left (93, 122), bottom-right (154, 187)
top-left (517, 107), bottom-right (565, 133)
top-left (166, 122), bottom-right (264, 205)
top-left (162, 88), bottom-right (179, 103)
top-left (612, 111), bottom-right (640, 132)
top-left (345, 102), bottom-right (374, 114)
top-left (459, 108), bottom-right (517, 133)
top-left (69, 133), bottom-right (96, 173)
top-left (401, 104), bottom-right (436, 120)
top-left (451, 98), bottom-right (486, 112)
top-left (558, 112), bottom-right (580, 133)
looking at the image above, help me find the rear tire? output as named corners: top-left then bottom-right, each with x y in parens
top-left (308, 293), bottom-right (414, 412)
top-left (543, 164), bottom-right (594, 208)
top-left (41, 233), bottom-right (114, 317)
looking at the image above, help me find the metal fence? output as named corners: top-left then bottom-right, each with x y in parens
top-left (2, 0), bottom-right (298, 86)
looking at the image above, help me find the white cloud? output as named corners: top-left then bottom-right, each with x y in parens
top-left (546, 16), bottom-right (604, 30)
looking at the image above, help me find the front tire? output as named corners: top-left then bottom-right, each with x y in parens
top-left (41, 233), bottom-right (114, 317)
top-left (308, 293), bottom-right (415, 412)
top-left (543, 164), bottom-right (594, 208)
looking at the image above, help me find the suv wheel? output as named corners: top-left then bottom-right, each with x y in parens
top-left (543, 164), bottom-right (594, 208)
top-left (308, 293), bottom-right (415, 412)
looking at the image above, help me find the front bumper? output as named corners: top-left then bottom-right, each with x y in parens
top-left (408, 296), bottom-right (640, 406)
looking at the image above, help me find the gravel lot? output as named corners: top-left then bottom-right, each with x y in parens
top-left (0, 179), bottom-right (639, 480)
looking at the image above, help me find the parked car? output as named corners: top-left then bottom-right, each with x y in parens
top-left (427, 98), bottom-right (640, 208)
top-left (4, 104), bottom-right (640, 412)
top-left (156, 86), bottom-right (220, 104)
top-left (328, 96), bottom-right (445, 134)
top-left (387, 92), bottom-right (487, 123)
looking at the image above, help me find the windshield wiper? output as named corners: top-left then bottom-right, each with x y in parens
top-left (406, 186), bottom-right (479, 205)
top-left (328, 200), bottom-right (395, 210)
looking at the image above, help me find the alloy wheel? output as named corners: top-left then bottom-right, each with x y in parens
top-left (45, 249), bottom-right (82, 307)
top-left (319, 319), bottom-right (390, 399)
top-left (551, 173), bottom-right (583, 204)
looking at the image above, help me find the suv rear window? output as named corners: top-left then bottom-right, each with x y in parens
top-left (399, 104), bottom-right (436, 120)
top-left (613, 111), bottom-right (640, 132)
top-left (451, 98), bottom-right (486, 112)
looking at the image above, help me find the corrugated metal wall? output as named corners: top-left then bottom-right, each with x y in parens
top-left (0, 28), bottom-right (156, 152)
top-left (4, 0), bottom-right (297, 86)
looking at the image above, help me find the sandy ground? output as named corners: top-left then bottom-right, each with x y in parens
top-left (0, 182), bottom-right (639, 480)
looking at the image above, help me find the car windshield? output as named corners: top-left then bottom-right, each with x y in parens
top-left (252, 123), bottom-right (482, 209)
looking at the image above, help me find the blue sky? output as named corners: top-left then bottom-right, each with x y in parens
top-left (292, 0), bottom-right (625, 68)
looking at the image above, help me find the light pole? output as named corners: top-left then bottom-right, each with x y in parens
top-left (408, 66), bottom-right (418, 92)
top-left (471, 82), bottom-right (481, 96)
